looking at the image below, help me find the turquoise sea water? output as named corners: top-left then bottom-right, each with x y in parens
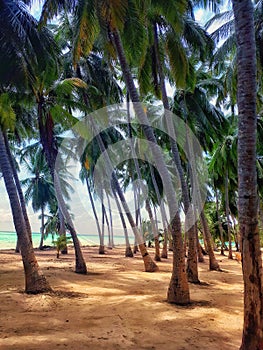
top-left (0, 231), bottom-right (129, 250)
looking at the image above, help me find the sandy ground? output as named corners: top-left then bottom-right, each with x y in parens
top-left (0, 246), bottom-right (244, 350)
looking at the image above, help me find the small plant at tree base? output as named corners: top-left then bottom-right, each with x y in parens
top-left (52, 235), bottom-right (72, 258)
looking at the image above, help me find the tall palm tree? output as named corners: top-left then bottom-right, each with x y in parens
top-left (232, 0), bottom-right (263, 348)
top-left (32, 74), bottom-right (88, 274)
top-left (0, 0), bottom-right (56, 293)
top-left (0, 128), bottom-right (51, 293)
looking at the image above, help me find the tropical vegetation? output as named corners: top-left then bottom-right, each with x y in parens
top-left (0, 0), bottom-right (262, 347)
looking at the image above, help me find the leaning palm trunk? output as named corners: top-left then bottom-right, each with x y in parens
top-left (200, 210), bottom-right (220, 271)
top-left (112, 29), bottom-right (189, 303)
top-left (197, 236), bottom-right (205, 263)
top-left (54, 171), bottom-right (87, 274)
top-left (225, 170), bottom-right (233, 259)
top-left (145, 199), bottom-right (161, 261)
top-left (152, 23), bottom-right (198, 284)
top-left (104, 202), bottom-right (111, 249)
top-left (112, 186), bottom-right (133, 257)
top-left (232, 1), bottom-right (263, 348)
top-left (38, 109), bottom-right (87, 274)
top-left (3, 131), bottom-right (32, 244)
top-left (85, 175), bottom-right (103, 254)
top-left (0, 129), bottom-right (51, 293)
top-left (147, 157), bottom-right (168, 258)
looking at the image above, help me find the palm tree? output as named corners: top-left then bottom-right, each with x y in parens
top-left (232, 0), bottom-right (263, 348)
top-left (32, 74), bottom-right (88, 274)
top-left (21, 147), bottom-right (55, 249)
top-left (0, 128), bottom-right (51, 293)
top-left (0, 0), bottom-right (56, 293)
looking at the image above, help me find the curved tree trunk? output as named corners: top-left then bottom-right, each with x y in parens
top-left (3, 131), bottom-right (32, 243)
top-left (145, 199), bottom-right (161, 261)
top-left (200, 210), bottom-right (220, 271)
top-left (197, 237), bottom-right (205, 263)
top-left (85, 175), bottom-right (103, 254)
top-left (225, 170), bottom-right (233, 259)
top-left (147, 158), bottom-right (168, 259)
top-left (112, 29), bottom-right (189, 303)
top-left (112, 186), bottom-right (133, 257)
top-left (0, 129), bottom-right (51, 293)
top-left (232, 1), bottom-right (263, 348)
top-left (54, 172), bottom-right (87, 274)
top-left (152, 22), bottom-right (198, 284)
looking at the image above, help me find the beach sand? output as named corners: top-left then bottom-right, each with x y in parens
top-left (0, 246), bottom-right (243, 350)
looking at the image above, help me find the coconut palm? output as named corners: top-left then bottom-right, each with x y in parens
top-left (21, 147), bottom-right (55, 249)
top-left (31, 71), bottom-right (88, 274)
top-left (232, 0), bottom-right (263, 348)
top-left (0, 0), bottom-right (56, 293)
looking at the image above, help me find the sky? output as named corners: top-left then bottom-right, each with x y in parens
top-left (0, 1), bottom-right (230, 234)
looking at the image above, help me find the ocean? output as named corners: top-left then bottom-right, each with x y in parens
top-left (0, 231), bottom-right (130, 250)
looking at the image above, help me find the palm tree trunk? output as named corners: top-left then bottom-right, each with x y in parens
top-left (232, 1), bottom-right (263, 347)
top-left (225, 170), bottom-right (233, 259)
top-left (152, 22), bottom-right (199, 284)
top-left (200, 210), bottom-right (220, 270)
top-left (197, 236), bottom-right (205, 263)
top-left (0, 129), bottom-right (51, 293)
top-left (145, 199), bottom-right (161, 261)
top-left (3, 131), bottom-right (32, 244)
top-left (85, 175), bottom-right (103, 254)
top-left (100, 194), bottom-right (105, 254)
top-left (103, 201), bottom-right (111, 249)
top-left (59, 208), bottom-right (68, 254)
top-left (39, 206), bottom-right (45, 250)
top-left (54, 171), bottom-right (87, 274)
top-left (133, 188), bottom-right (139, 254)
top-left (112, 28), bottom-right (189, 304)
top-left (215, 188), bottom-right (225, 255)
top-left (147, 156), bottom-right (168, 258)
top-left (112, 186), bottom-right (133, 257)
top-left (106, 192), bottom-right (114, 248)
